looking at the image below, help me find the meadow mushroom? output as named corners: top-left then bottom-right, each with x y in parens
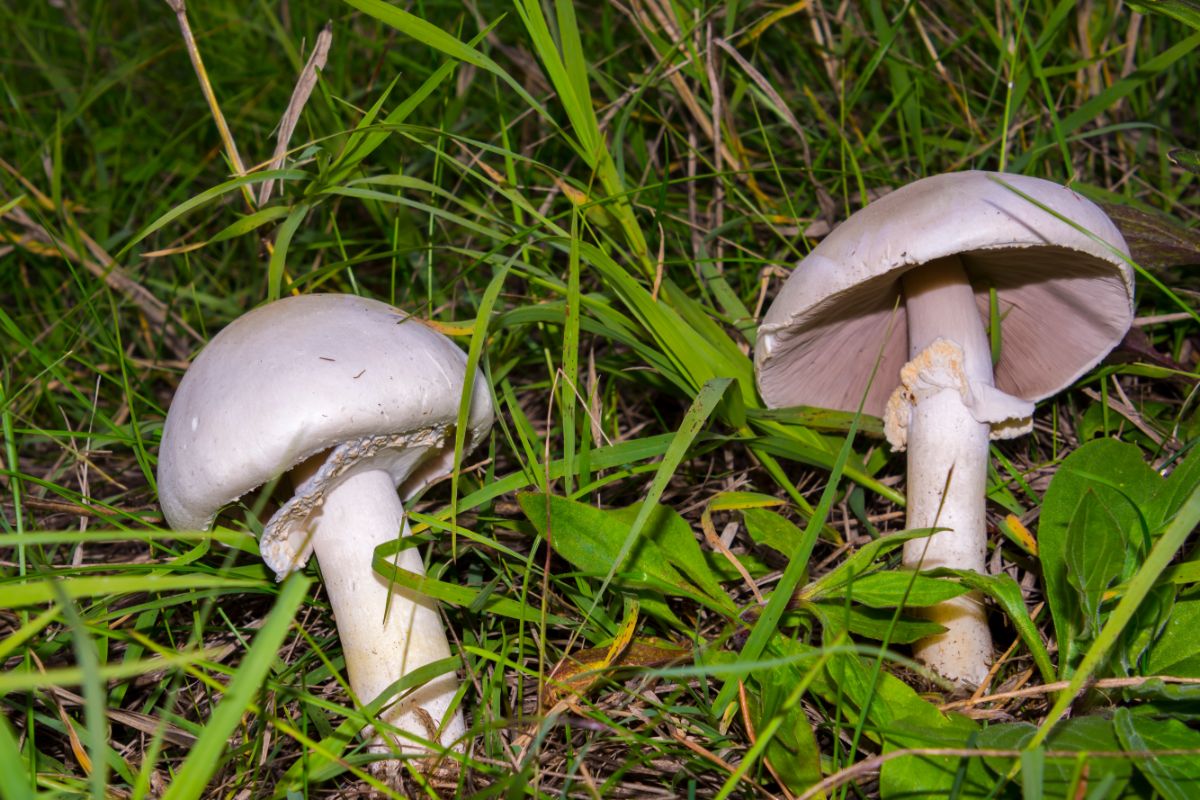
top-left (756, 171), bottom-right (1133, 685)
top-left (158, 293), bottom-right (493, 770)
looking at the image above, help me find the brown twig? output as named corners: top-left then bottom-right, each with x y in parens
top-left (797, 745), bottom-right (1200, 800)
top-left (942, 674), bottom-right (1200, 712)
top-left (165, 0), bottom-right (253, 208)
top-left (258, 23), bottom-right (333, 206)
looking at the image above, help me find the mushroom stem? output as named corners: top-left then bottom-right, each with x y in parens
top-left (301, 467), bottom-right (466, 760)
top-left (899, 256), bottom-right (994, 686)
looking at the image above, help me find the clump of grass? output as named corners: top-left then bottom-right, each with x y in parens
top-left (2, 1), bottom-right (1199, 797)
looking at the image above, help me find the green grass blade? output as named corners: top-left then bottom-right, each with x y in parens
top-left (266, 203), bottom-right (309, 301)
top-left (0, 714), bottom-right (33, 800)
top-left (161, 574), bottom-right (310, 800)
top-left (0, 650), bottom-right (218, 693)
top-left (115, 170), bottom-right (306, 259)
top-left (450, 258), bottom-right (512, 545)
top-left (0, 574), bottom-right (263, 607)
top-left (343, 0), bottom-right (553, 131)
top-left (53, 583), bottom-right (109, 798)
top-left (371, 543), bottom-right (571, 625)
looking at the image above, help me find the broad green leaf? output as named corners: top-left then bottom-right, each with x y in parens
top-left (1121, 678), bottom-right (1200, 711)
top-left (808, 602), bottom-right (944, 644)
top-left (880, 713), bottom-right (993, 799)
top-left (803, 528), bottom-right (937, 598)
top-left (1155, 445), bottom-right (1200, 523)
top-left (979, 717), bottom-right (1133, 797)
top-left (584, 377), bottom-right (737, 626)
top-left (1038, 438), bottom-right (1161, 671)
top-left (1064, 489), bottom-right (1126, 634)
top-left (705, 550), bottom-right (771, 582)
top-left (1026, 478), bottom-right (1200, 758)
top-left (1123, 584), bottom-right (1176, 674)
top-left (949, 570), bottom-right (1056, 685)
top-left (609, 503), bottom-right (729, 609)
top-left (1114, 707), bottom-right (1200, 800)
top-left (807, 570), bottom-right (967, 609)
top-left (518, 493), bottom-right (735, 616)
top-left (744, 663), bottom-right (823, 793)
top-left (1146, 593), bottom-right (1200, 676)
top-left (798, 644), bottom-right (988, 797)
top-left (742, 507), bottom-right (802, 558)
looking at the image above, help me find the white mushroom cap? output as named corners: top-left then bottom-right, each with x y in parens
top-left (158, 293), bottom-right (494, 577)
top-left (756, 171), bottom-right (1134, 415)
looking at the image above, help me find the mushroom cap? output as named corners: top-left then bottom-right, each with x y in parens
top-left (756, 171), bottom-right (1134, 416)
top-left (158, 294), bottom-right (494, 576)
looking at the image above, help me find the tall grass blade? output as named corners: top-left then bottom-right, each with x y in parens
top-left (161, 574), bottom-right (309, 800)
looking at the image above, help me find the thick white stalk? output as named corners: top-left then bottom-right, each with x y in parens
top-left (900, 255), bottom-right (994, 686)
top-left (304, 468), bottom-right (466, 756)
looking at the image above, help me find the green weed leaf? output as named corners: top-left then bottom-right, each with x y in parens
top-left (1064, 489), bottom-right (1126, 634)
top-left (518, 493), bottom-right (736, 616)
top-left (949, 570), bottom-right (1056, 684)
top-left (802, 645), bottom-right (986, 796)
top-left (808, 570), bottom-right (966, 609)
top-left (1038, 439), bottom-right (1162, 670)
top-left (1146, 593), bottom-right (1200, 676)
top-left (808, 603), bottom-right (944, 643)
top-left (1114, 707), bottom-right (1200, 799)
top-left (742, 507), bottom-right (801, 558)
top-left (608, 503), bottom-right (729, 610)
top-left (979, 717), bottom-right (1133, 796)
top-left (743, 663), bottom-right (824, 793)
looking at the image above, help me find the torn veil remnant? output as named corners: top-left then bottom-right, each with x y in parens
top-left (756, 171), bottom-right (1133, 686)
top-left (158, 293), bottom-right (494, 777)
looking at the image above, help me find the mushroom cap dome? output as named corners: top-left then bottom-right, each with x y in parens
top-left (158, 293), bottom-right (494, 575)
top-left (755, 171), bottom-right (1134, 416)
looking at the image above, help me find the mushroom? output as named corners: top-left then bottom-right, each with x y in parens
top-left (755, 171), bottom-right (1133, 685)
top-left (158, 293), bottom-right (493, 771)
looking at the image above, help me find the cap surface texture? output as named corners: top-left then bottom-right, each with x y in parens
top-left (158, 294), bottom-right (493, 575)
top-left (755, 171), bottom-right (1134, 416)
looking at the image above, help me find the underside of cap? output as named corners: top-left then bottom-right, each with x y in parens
top-left (157, 294), bottom-right (494, 566)
top-left (755, 172), bottom-right (1135, 417)
top-left (258, 427), bottom-right (455, 578)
